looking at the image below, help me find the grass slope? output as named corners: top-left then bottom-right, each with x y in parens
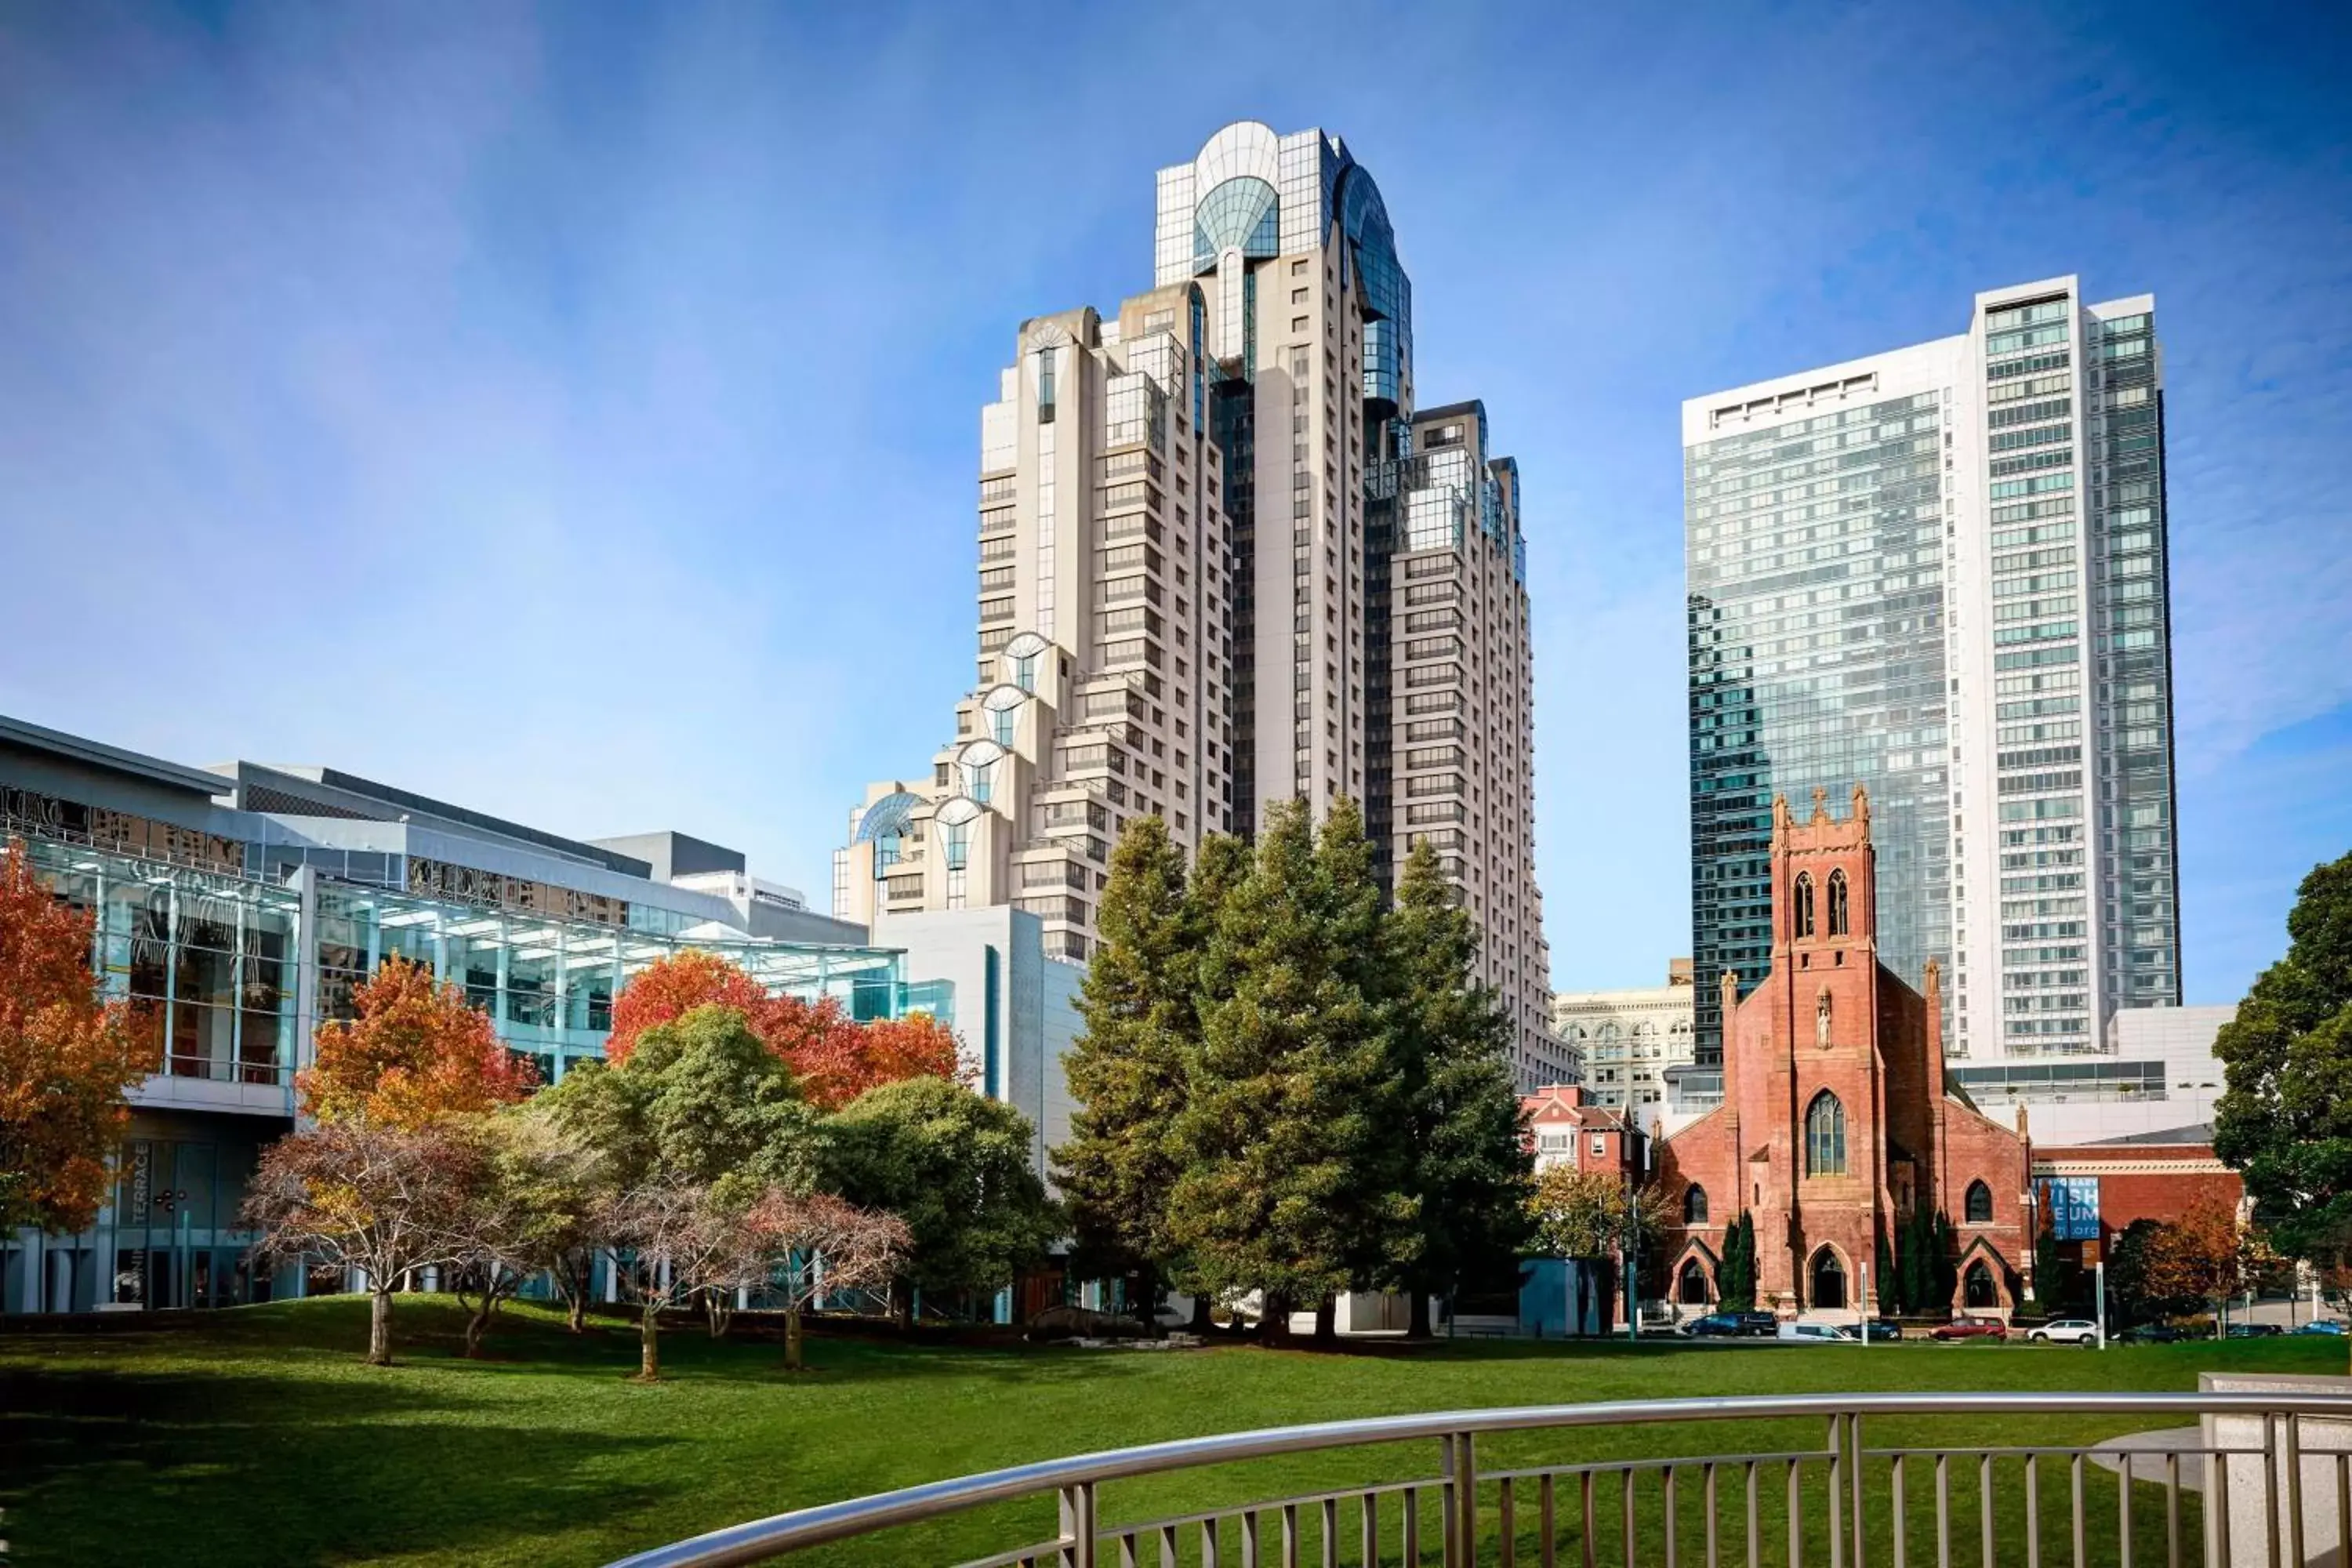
top-left (0, 1297), bottom-right (2338, 1566)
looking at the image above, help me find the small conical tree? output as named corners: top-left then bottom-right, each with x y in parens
top-left (1381, 837), bottom-right (1531, 1338)
top-left (1169, 800), bottom-right (1370, 1345)
top-left (1718, 1211), bottom-right (1756, 1310)
top-left (1054, 815), bottom-right (1194, 1322)
top-left (1874, 1220), bottom-right (1896, 1315)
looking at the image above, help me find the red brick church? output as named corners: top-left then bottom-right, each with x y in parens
top-left (1657, 785), bottom-right (2031, 1319)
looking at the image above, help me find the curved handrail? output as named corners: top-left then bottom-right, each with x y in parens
top-left (605, 1388), bottom-right (2352, 1567)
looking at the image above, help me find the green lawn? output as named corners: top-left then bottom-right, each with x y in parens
top-left (1, 1297), bottom-right (2341, 1566)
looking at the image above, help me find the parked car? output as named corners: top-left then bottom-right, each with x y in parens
top-left (1735, 1311), bottom-right (1780, 1338)
top-left (2224, 1323), bottom-right (2283, 1338)
top-left (1860, 1319), bottom-right (1903, 1341)
top-left (1780, 1321), bottom-right (1854, 1343)
top-left (1684, 1313), bottom-right (1748, 1338)
top-left (2296, 1320), bottom-right (2348, 1336)
top-left (2027, 1319), bottom-right (2098, 1345)
top-left (2119, 1323), bottom-right (2183, 1344)
top-left (1930, 1318), bottom-right (2009, 1341)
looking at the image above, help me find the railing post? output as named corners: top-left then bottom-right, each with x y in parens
top-left (1453, 1431), bottom-right (1478, 1568)
top-left (2284, 1413), bottom-right (2304, 1568)
top-left (1060, 1481), bottom-right (1098, 1568)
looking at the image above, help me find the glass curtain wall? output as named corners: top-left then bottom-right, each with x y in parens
top-left (1686, 393), bottom-right (1953, 1061)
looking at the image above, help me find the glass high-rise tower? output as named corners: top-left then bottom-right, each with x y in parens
top-left (1683, 277), bottom-right (2181, 1073)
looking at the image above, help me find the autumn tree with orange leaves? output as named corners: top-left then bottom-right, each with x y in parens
top-left (605, 950), bottom-right (958, 1110)
top-left (300, 955), bottom-right (537, 1129)
top-left (0, 839), bottom-right (159, 1232)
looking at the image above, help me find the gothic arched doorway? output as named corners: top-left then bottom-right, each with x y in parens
top-left (1678, 1257), bottom-right (1710, 1305)
top-left (1809, 1247), bottom-right (1846, 1310)
top-left (1965, 1260), bottom-right (1998, 1310)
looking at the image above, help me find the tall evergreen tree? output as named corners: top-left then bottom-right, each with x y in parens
top-left (1169, 800), bottom-right (1376, 1343)
top-left (1314, 797), bottom-right (1417, 1340)
top-left (1719, 1211), bottom-right (1755, 1309)
top-left (1874, 1220), bottom-right (1896, 1315)
top-left (1053, 816), bottom-right (1195, 1319)
top-left (1381, 837), bottom-right (1533, 1337)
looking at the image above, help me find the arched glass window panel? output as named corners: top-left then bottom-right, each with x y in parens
top-left (1597, 1022), bottom-right (1621, 1045)
top-left (1965, 1179), bottom-right (1993, 1224)
top-left (1192, 176), bottom-right (1279, 269)
top-left (959, 741), bottom-right (1005, 808)
top-left (1000, 633), bottom-right (1050, 695)
top-left (982, 685), bottom-right (1026, 749)
top-left (1792, 873), bottom-right (1816, 938)
top-left (1804, 1091), bottom-right (1846, 1177)
top-left (1683, 1185), bottom-right (1709, 1225)
top-left (936, 797), bottom-right (982, 872)
top-left (1828, 869), bottom-right (1850, 937)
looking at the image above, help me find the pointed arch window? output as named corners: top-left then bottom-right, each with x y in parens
top-left (1804, 1091), bottom-right (1847, 1177)
top-left (1964, 1179), bottom-right (1993, 1224)
top-left (1828, 869), bottom-right (1850, 937)
top-left (1793, 872), bottom-right (1817, 938)
top-left (1683, 1184), bottom-right (1709, 1225)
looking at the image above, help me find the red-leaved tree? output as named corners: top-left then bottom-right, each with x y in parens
top-left (0, 838), bottom-right (159, 1233)
top-left (605, 951), bottom-right (958, 1110)
top-left (301, 955), bottom-right (537, 1129)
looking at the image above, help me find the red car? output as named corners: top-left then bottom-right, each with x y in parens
top-left (1931, 1318), bottom-right (2009, 1341)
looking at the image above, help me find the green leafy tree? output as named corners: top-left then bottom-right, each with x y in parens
top-left (1874, 1220), bottom-right (1896, 1315)
top-left (1054, 816), bottom-right (1195, 1322)
top-left (2214, 851), bottom-right (2352, 1261)
top-left (447, 1108), bottom-right (609, 1354)
top-left (822, 1075), bottom-right (1059, 1325)
top-left (1169, 800), bottom-right (1383, 1343)
top-left (2027, 1207), bottom-right (2063, 1312)
top-left (1381, 838), bottom-right (1533, 1337)
top-left (537, 1004), bottom-right (818, 1195)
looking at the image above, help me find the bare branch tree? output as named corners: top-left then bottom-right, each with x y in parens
top-left (241, 1123), bottom-right (484, 1365)
top-left (753, 1191), bottom-right (910, 1370)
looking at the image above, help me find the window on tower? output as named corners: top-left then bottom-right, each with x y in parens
top-left (1793, 872), bottom-right (1817, 938)
top-left (1828, 869), bottom-right (1850, 936)
top-left (1804, 1091), bottom-right (1846, 1177)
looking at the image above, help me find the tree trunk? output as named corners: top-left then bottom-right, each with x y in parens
top-left (1312, 1294), bottom-right (1338, 1347)
top-left (1187, 1292), bottom-right (1214, 1333)
top-left (638, 1301), bottom-right (661, 1381)
top-left (564, 1254), bottom-right (593, 1332)
top-left (1409, 1284), bottom-right (1435, 1341)
top-left (785, 1307), bottom-right (806, 1371)
top-left (705, 1291), bottom-right (731, 1340)
top-left (894, 1284), bottom-right (914, 1333)
top-left (1261, 1293), bottom-right (1290, 1347)
top-left (464, 1301), bottom-right (492, 1358)
top-left (367, 1286), bottom-right (394, 1366)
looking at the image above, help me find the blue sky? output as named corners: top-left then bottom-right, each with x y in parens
top-left (0, 2), bottom-right (2345, 1006)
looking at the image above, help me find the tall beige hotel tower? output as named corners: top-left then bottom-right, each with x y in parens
top-left (836, 122), bottom-right (1570, 1087)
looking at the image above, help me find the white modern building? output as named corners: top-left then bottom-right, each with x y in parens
top-left (1685, 277), bottom-right (2180, 1076)
top-left (840, 122), bottom-right (1569, 1088)
top-left (1950, 1002), bottom-right (2233, 1145)
top-left (1550, 960), bottom-right (1694, 1120)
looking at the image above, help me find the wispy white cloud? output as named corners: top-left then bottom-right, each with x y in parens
top-left (0, 0), bottom-right (2343, 999)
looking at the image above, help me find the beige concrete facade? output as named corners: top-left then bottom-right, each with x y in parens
top-left (839, 122), bottom-right (1565, 1085)
top-left (1551, 960), bottom-right (1696, 1116)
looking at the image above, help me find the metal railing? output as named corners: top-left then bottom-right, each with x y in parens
top-left (606, 1390), bottom-right (2352, 1568)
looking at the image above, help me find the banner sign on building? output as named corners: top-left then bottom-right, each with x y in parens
top-left (2039, 1176), bottom-right (2102, 1241)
